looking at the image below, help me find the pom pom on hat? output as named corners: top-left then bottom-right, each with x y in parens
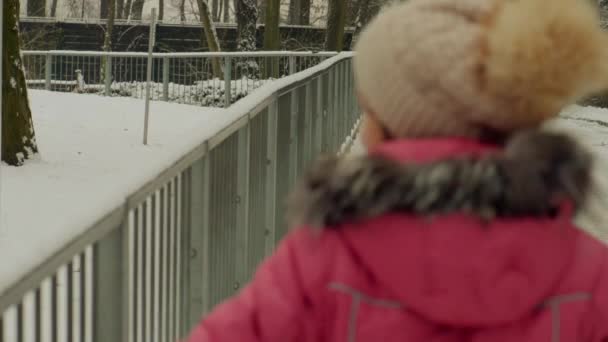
top-left (354, 0), bottom-right (608, 139)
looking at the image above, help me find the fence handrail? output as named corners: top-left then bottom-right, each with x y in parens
top-left (19, 16), bottom-right (357, 31)
top-left (21, 50), bottom-right (340, 58)
top-left (0, 52), bottom-right (355, 314)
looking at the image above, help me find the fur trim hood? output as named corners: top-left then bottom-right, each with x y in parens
top-left (287, 131), bottom-right (593, 229)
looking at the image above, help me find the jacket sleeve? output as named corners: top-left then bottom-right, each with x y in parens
top-left (186, 228), bottom-right (331, 342)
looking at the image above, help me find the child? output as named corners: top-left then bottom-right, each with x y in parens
top-left (187, 0), bottom-right (608, 340)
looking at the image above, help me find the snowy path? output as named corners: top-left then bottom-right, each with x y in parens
top-left (0, 90), bottom-right (236, 293)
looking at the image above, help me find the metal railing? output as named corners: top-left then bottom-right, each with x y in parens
top-left (0, 53), bottom-right (360, 342)
top-left (22, 50), bottom-right (338, 107)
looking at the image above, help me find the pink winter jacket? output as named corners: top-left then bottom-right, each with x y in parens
top-left (187, 138), bottom-right (608, 342)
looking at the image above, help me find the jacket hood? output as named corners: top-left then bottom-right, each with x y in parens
top-left (287, 131), bottom-right (593, 326)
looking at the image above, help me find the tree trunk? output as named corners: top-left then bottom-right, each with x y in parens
top-left (116, 0), bottom-right (125, 18)
top-left (288, 0), bottom-right (310, 25)
top-left (51, 0), bottom-right (59, 17)
top-left (212, 0), bottom-right (220, 20)
top-left (223, 0), bottom-right (230, 22)
top-left (180, 0), bottom-right (187, 21)
top-left (288, 0), bottom-right (300, 24)
top-left (258, 0), bottom-right (266, 22)
top-left (346, 0), bottom-right (360, 27)
top-left (236, 0), bottom-right (259, 76)
top-left (123, 0), bottom-right (132, 18)
top-left (101, 0), bottom-right (109, 18)
top-left (197, 0), bottom-right (223, 78)
top-left (352, 0), bottom-right (381, 44)
top-left (105, 0), bottom-right (116, 49)
top-left (131, 0), bottom-right (145, 19)
top-left (27, 0), bottom-right (46, 16)
top-left (159, 0), bottom-right (164, 20)
top-left (3, 0), bottom-right (39, 166)
top-left (299, 0), bottom-right (310, 25)
top-left (325, 0), bottom-right (347, 51)
top-left (263, 0), bottom-right (280, 77)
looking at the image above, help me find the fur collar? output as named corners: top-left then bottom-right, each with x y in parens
top-left (287, 131), bottom-right (592, 229)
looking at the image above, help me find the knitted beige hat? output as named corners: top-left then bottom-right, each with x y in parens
top-left (354, 0), bottom-right (608, 139)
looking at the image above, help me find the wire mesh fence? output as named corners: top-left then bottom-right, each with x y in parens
top-left (22, 51), bottom-right (338, 108)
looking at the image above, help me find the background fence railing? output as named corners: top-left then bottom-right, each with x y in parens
top-left (0, 53), bottom-right (360, 342)
top-left (22, 51), bottom-right (338, 107)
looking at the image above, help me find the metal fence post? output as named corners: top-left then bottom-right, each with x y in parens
top-left (288, 56), bottom-right (296, 75)
top-left (264, 100), bottom-right (278, 256)
top-left (288, 90), bottom-right (298, 188)
top-left (104, 56), bottom-right (112, 96)
top-left (224, 57), bottom-right (232, 108)
top-left (187, 151), bottom-right (211, 325)
top-left (93, 223), bottom-right (129, 342)
top-left (235, 124), bottom-right (251, 288)
top-left (163, 57), bottom-right (170, 101)
top-left (303, 82), bottom-right (313, 165)
top-left (45, 53), bottom-right (52, 90)
top-left (314, 76), bottom-right (324, 154)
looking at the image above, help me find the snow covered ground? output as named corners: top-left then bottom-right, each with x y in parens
top-left (3, 90), bottom-right (608, 295)
top-left (0, 90), bottom-right (237, 293)
top-left (28, 77), bottom-right (271, 107)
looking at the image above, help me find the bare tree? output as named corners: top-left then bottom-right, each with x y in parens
top-left (258, 0), bottom-right (266, 22)
top-left (159, 0), bottom-right (165, 20)
top-left (101, 0), bottom-right (109, 18)
top-left (325, 0), bottom-right (347, 51)
top-left (288, 0), bottom-right (310, 25)
top-left (236, 0), bottom-right (259, 76)
top-left (223, 0), bottom-right (230, 21)
top-left (180, 0), bottom-right (187, 20)
top-left (211, 0), bottom-right (219, 20)
top-left (197, 0), bottom-right (223, 77)
top-left (263, 0), bottom-right (280, 77)
top-left (131, 0), bottom-right (145, 19)
top-left (123, 0), bottom-right (133, 18)
top-left (51, 0), bottom-right (59, 16)
top-left (27, 0), bottom-right (46, 16)
top-left (3, 0), bottom-right (39, 166)
top-left (116, 0), bottom-right (125, 18)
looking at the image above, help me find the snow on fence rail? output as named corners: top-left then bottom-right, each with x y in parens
top-left (0, 52), bottom-right (360, 342)
top-left (22, 50), bottom-right (338, 108)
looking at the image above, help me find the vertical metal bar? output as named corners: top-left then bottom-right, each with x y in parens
top-left (288, 90), bottom-right (298, 187)
top-left (71, 255), bottom-right (82, 342)
top-left (22, 292), bottom-right (35, 342)
top-left (314, 76), bottom-right (323, 154)
top-left (175, 175), bottom-right (183, 340)
top-left (161, 187), bottom-right (169, 342)
top-left (40, 279), bottom-right (52, 342)
top-left (304, 82), bottom-right (313, 165)
top-left (2, 306), bottom-right (17, 342)
top-left (153, 192), bottom-right (162, 342)
top-left (136, 207), bottom-right (144, 342)
top-left (104, 56), bottom-right (112, 96)
top-left (235, 124), bottom-right (251, 289)
top-left (57, 266), bottom-right (68, 342)
top-left (143, 8), bottom-right (157, 145)
top-left (168, 180), bottom-right (176, 342)
top-left (288, 55), bottom-right (296, 75)
top-left (93, 221), bottom-right (129, 342)
top-left (163, 57), bottom-right (170, 101)
top-left (224, 56), bottom-right (232, 108)
top-left (264, 100), bottom-right (278, 255)
top-left (45, 54), bottom-right (52, 90)
top-left (144, 199), bottom-right (153, 342)
top-left (188, 151), bottom-right (211, 321)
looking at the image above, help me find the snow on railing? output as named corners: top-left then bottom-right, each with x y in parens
top-left (21, 50), bottom-right (339, 108)
top-left (0, 52), bottom-right (360, 342)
